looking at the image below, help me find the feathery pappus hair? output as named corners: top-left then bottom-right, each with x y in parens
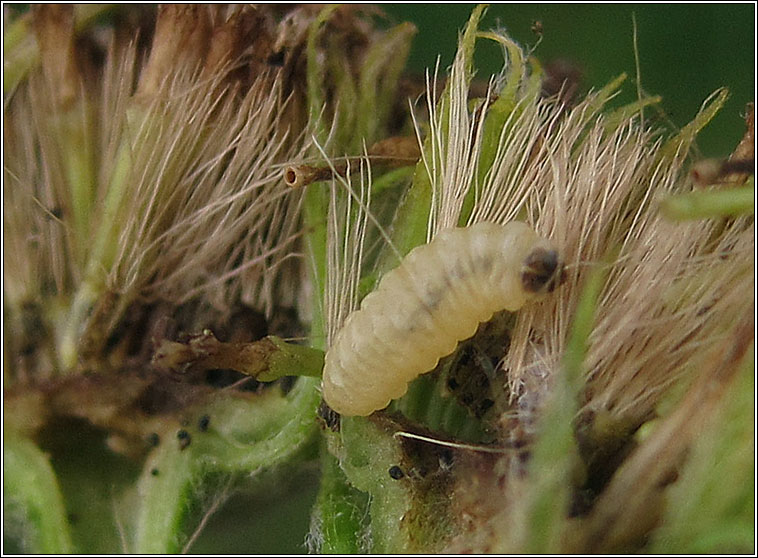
top-left (318, 20), bottom-right (753, 553)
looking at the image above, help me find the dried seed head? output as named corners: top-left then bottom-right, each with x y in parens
top-left (318, 19), bottom-right (752, 553)
top-left (135, 5), bottom-right (211, 102)
top-left (31, 4), bottom-right (80, 108)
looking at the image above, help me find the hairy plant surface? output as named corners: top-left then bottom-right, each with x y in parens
top-left (3, 4), bottom-right (754, 554)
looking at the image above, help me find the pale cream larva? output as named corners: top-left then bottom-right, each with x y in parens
top-left (322, 221), bottom-right (565, 416)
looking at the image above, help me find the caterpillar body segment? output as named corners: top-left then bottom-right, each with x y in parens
top-left (323, 221), bottom-right (564, 416)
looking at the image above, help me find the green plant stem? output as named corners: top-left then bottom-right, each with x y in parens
top-left (309, 445), bottom-right (370, 553)
top-left (267, 337), bottom-right (325, 379)
top-left (333, 417), bottom-right (414, 553)
top-left (303, 185), bottom-right (329, 350)
top-left (3, 434), bottom-right (74, 553)
top-left (134, 378), bottom-right (321, 553)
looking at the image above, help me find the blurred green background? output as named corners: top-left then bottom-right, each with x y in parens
top-left (383, 3), bottom-right (755, 157)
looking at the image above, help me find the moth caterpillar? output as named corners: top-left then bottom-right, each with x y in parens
top-left (323, 221), bottom-right (564, 416)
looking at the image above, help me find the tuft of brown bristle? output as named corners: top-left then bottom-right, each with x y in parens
top-left (319, 24), bottom-right (753, 553)
top-left (31, 5), bottom-right (80, 108)
top-left (576, 307), bottom-right (753, 552)
top-left (134, 5), bottom-right (211, 102)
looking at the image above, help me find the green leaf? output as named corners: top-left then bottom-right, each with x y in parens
top-left (471, 31), bottom-right (527, 199)
top-left (658, 88), bottom-right (729, 163)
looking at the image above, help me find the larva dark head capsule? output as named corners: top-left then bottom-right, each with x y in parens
top-left (520, 247), bottom-right (566, 294)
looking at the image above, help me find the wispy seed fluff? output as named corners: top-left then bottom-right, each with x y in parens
top-left (323, 24), bottom-right (752, 553)
top-left (433, 32), bottom-right (751, 554)
top-left (3, 6), bottom-right (311, 377)
top-left (409, 31), bottom-right (752, 435)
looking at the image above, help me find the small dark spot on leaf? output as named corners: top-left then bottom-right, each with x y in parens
top-left (177, 429), bottom-right (191, 450)
top-left (389, 465), bottom-right (405, 480)
top-left (198, 414), bottom-right (210, 432)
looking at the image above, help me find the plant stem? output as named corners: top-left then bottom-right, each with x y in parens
top-left (660, 184), bottom-right (754, 220)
